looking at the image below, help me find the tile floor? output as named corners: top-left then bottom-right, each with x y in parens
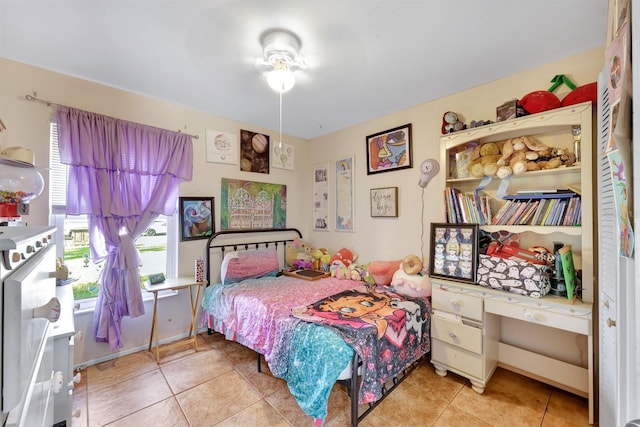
top-left (72, 333), bottom-right (591, 427)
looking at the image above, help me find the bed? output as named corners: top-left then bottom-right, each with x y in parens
top-left (201, 228), bottom-right (431, 426)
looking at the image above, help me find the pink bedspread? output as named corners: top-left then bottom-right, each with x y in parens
top-left (202, 275), bottom-right (357, 361)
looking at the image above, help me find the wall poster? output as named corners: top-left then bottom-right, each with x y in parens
top-left (240, 129), bottom-right (270, 174)
top-left (220, 178), bottom-right (286, 230)
top-left (313, 162), bottom-right (330, 231)
top-left (335, 156), bottom-right (354, 232)
top-left (272, 142), bottom-right (295, 170)
top-left (205, 129), bottom-right (238, 164)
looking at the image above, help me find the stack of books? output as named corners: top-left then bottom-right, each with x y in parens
top-left (444, 187), bottom-right (492, 225)
top-left (491, 188), bottom-right (582, 226)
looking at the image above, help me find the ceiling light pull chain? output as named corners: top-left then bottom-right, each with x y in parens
top-left (279, 89), bottom-right (283, 148)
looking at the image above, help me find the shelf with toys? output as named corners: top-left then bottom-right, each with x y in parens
top-left (439, 101), bottom-right (593, 304)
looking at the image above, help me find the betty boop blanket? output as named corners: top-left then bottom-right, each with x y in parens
top-left (292, 286), bottom-right (431, 404)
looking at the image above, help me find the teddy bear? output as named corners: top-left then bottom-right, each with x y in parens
top-left (286, 238), bottom-right (315, 268)
top-left (466, 141), bottom-right (503, 178)
top-left (492, 136), bottom-right (576, 179)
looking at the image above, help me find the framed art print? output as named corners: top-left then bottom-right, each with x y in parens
top-left (370, 187), bottom-right (398, 217)
top-left (179, 197), bottom-right (215, 241)
top-left (335, 156), bottom-right (355, 232)
top-left (240, 129), bottom-right (270, 174)
top-left (366, 123), bottom-right (413, 175)
top-left (429, 223), bottom-right (478, 283)
top-left (313, 162), bottom-right (330, 231)
top-left (205, 129), bottom-right (238, 164)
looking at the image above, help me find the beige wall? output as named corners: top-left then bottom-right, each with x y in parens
top-left (308, 47), bottom-right (604, 264)
top-left (0, 57), bottom-right (310, 277)
top-left (0, 48), bottom-right (604, 363)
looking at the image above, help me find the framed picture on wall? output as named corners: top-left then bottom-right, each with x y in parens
top-left (429, 223), bottom-right (478, 284)
top-left (365, 123), bottom-right (413, 175)
top-left (179, 197), bottom-right (215, 241)
top-left (335, 156), bottom-right (355, 232)
top-left (370, 187), bottom-right (398, 217)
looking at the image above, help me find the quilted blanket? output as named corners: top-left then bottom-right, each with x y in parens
top-left (292, 286), bottom-right (431, 404)
top-left (201, 276), bottom-right (357, 420)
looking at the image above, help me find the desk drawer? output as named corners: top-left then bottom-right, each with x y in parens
top-left (485, 299), bottom-right (589, 335)
top-left (432, 340), bottom-right (483, 379)
top-left (431, 316), bottom-right (482, 354)
top-left (432, 285), bottom-right (483, 321)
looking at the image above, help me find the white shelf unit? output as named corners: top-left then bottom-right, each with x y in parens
top-left (433, 102), bottom-right (595, 423)
top-left (439, 101), bottom-right (594, 304)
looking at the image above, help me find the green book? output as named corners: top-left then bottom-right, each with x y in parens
top-left (558, 245), bottom-right (577, 300)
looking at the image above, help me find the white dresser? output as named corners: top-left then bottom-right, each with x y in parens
top-left (431, 279), bottom-right (593, 421)
top-left (51, 285), bottom-right (78, 426)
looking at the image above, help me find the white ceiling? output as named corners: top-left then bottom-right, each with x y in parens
top-left (0, 1), bottom-right (607, 140)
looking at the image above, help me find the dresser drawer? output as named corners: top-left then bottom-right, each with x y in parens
top-left (431, 316), bottom-right (482, 354)
top-left (432, 285), bottom-right (483, 321)
top-left (484, 298), bottom-right (590, 335)
top-left (432, 340), bottom-right (484, 379)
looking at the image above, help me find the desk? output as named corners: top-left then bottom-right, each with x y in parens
top-left (430, 279), bottom-right (593, 422)
top-left (143, 277), bottom-right (208, 363)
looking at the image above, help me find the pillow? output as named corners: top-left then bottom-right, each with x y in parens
top-left (220, 247), bottom-right (279, 285)
top-left (367, 260), bottom-right (402, 285)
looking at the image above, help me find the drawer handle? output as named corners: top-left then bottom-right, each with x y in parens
top-left (603, 300), bottom-right (610, 308)
top-left (448, 331), bottom-right (457, 339)
top-left (68, 372), bottom-right (82, 388)
top-left (72, 407), bottom-right (82, 418)
top-left (607, 318), bottom-right (616, 328)
top-left (51, 371), bottom-right (64, 394)
top-left (449, 299), bottom-right (461, 310)
top-left (33, 297), bottom-right (61, 323)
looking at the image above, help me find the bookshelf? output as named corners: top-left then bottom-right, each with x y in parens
top-left (432, 101), bottom-right (595, 422)
top-left (439, 101), bottom-right (594, 304)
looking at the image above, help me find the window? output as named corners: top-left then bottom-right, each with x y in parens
top-left (49, 122), bottom-right (178, 303)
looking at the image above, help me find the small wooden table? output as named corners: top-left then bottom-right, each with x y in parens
top-left (143, 277), bottom-right (208, 363)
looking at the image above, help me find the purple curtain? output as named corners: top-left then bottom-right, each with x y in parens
top-left (56, 106), bottom-right (193, 350)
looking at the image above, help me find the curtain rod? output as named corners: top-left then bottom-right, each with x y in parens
top-left (24, 93), bottom-right (200, 140)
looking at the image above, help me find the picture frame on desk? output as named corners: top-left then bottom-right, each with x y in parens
top-left (429, 223), bottom-right (478, 284)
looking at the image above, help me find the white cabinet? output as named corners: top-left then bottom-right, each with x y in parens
top-left (434, 102), bottom-right (596, 423)
top-left (51, 285), bottom-right (78, 426)
top-left (431, 283), bottom-right (498, 394)
top-left (431, 280), bottom-right (593, 419)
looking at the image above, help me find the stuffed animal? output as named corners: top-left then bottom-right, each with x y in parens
top-left (441, 111), bottom-right (466, 134)
top-left (310, 247), bottom-right (329, 271)
top-left (367, 259), bottom-right (402, 285)
top-left (286, 238), bottom-right (315, 267)
top-left (329, 248), bottom-right (357, 277)
top-left (466, 141), bottom-right (503, 178)
top-left (390, 262), bottom-right (432, 297)
top-left (491, 135), bottom-right (575, 179)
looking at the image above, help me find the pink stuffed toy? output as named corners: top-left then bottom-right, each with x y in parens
top-left (329, 248), bottom-right (356, 278)
top-left (367, 260), bottom-right (402, 285)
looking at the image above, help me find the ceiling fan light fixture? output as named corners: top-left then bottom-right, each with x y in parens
top-left (266, 58), bottom-right (295, 93)
top-left (261, 29), bottom-right (303, 93)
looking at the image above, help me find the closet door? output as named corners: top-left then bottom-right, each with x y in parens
top-left (597, 70), bottom-right (619, 427)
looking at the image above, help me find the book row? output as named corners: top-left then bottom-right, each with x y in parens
top-left (491, 196), bottom-right (581, 226)
top-left (444, 186), bottom-right (582, 227)
top-left (444, 187), bottom-right (492, 225)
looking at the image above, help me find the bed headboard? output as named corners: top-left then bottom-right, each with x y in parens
top-left (203, 228), bottom-right (303, 285)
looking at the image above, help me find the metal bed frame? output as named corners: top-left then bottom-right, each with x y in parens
top-left (203, 228), bottom-right (426, 426)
